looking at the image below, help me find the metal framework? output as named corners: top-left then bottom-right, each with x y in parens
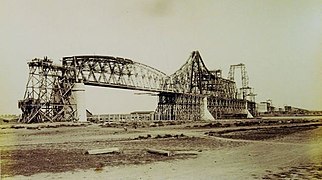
top-left (62, 55), bottom-right (169, 92)
top-left (19, 51), bottom-right (257, 123)
top-left (228, 63), bottom-right (256, 102)
top-left (155, 93), bottom-right (202, 120)
top-left (18, 57), bottom-right (76, 123)
top-left (156, 51), bottom-right (249, 120)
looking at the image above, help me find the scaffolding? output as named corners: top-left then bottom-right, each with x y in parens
top-left (18, 57), bottom-right (76, 123)
top-left (228, 63), bottom-right (256, 102)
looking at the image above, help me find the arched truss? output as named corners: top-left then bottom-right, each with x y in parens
top-left (61, 53), bottom-right (236, 97)
top-left (62, 55), bottom-right (170, 92)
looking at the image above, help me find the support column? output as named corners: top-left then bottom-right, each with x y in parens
top-left (72, 83), bottom-right (87, 122)
top-left (200, 96), bottom-right (215, 121)
top-left (245, 101), bottom-right (254, 118)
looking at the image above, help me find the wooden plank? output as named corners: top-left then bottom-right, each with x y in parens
top-left (146, 148), bottom-right (171, 156)
top-left (86, 147), bottom-right (120, 155)
top-left (173, 151), bottom-right (199, 155)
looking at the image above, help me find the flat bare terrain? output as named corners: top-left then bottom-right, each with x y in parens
top-left (1, 117), bottom-right (322, 179)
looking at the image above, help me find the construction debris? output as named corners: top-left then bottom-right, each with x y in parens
top-left (85, 148), bottom-right (121, 155)
top-left (146, 148), bottom-right (171, 156)
top-left (146, 148), bottom-right (200, 156)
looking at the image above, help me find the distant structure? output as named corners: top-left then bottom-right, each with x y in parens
top-left (18, 51), bottom-right (257, 123)
top-left (258, 100), bottom-right (275, 114)
top-left (257, 99), bottom-right (315, 116)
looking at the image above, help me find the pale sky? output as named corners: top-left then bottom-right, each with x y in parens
top-left (1, 0), bottom-right (321, 115)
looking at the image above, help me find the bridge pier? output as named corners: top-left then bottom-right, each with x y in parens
top-left (72, 83), bottom-right (87, 122)
top-left (200, 97), bottom-right (215, 121)
top-left (245, 101), bottom-right (255, 118)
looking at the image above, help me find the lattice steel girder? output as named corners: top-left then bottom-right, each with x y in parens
top-left (164, 51), bottom-right (237, 98)
top-left (62, 52), bottom-right (240, 99)
top-left (62, 55), bottom-right (170, 93)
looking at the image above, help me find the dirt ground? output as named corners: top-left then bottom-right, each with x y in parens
top-left (1, 117), bottom-right (322, 179)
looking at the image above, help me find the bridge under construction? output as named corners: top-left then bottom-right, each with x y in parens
top-left (18, 51), bottom-right (256, 123)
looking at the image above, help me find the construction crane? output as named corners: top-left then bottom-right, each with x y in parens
top-left (228, 63), bottom-right (256, 102)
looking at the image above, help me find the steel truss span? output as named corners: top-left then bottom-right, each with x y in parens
top-left (19, 51), bottom-right (256, 123)
top-left (62, 55), bottom-right (169, 93)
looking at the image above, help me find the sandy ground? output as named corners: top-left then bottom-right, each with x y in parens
top-left (1, 117), bottom-right (322, 179)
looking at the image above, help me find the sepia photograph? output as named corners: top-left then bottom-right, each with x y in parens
top-left (0, 0), bottom-right (322, 179)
